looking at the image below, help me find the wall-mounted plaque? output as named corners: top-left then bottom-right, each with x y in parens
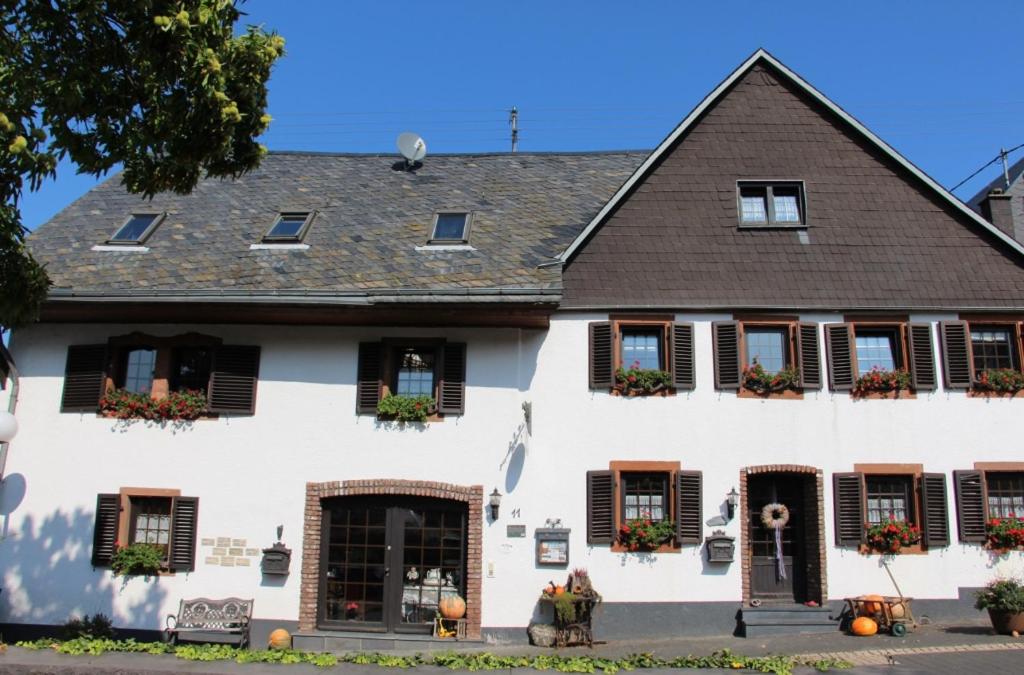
top-left (507, 524), bottom-right (527, 538)
top-left (535, 527), bottom-right (570, 566)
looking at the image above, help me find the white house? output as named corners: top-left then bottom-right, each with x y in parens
top-left (2, 50), bottom-right (1023, 647)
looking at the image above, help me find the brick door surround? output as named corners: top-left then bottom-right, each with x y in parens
top-left (299, 480), bottom-right (484, 638)
top-left (739, 465), bottom-right (827, 605)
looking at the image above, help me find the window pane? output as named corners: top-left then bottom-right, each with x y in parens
top-left (745, 328), bottom-right (787, 373)
top-left (622, 473), bottom-right (668, 522)
top-left (129, 497), bottom-right (172, 557)
top-left (971, 327), bottom-right (1016, 373)
top-left (123, 348), bottom-right (156, 394)
top-left (866, 477), bottom-right (911, 525)
top-left (772, 189), bottom-right (801, 223)
top-left (396, 348), bottom-right (435, 396)
top-left (432, 213), bottom-right (468, 241)
top-left (987, 472), bottom-right (1024, 518)
top-left (110, 215), bottom-right (158, 242)
top-left (740, 190), bottom-right (767, 223)
top-left (855, 332), bottom-right (897, 375)
top-left (267, 214), bottom-right (308, 238)
top-left (621, 330), bottom-right (662, 370)
top-left (171, 347), bottom-right (212, 392)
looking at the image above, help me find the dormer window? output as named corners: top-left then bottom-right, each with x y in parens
top-left (108, 213), bottom-right (165, 245)
top-left (263, 212), bottom-right (314, 243)
top-left (737, 182), bottom-right (805, 228)
top-left (429, 212), bottom-right (471, 244)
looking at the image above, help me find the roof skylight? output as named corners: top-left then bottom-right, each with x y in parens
top-left (429, 212), bottom-right (471, 244)
top-left (263, 212), bottom-right (314, 243)
top-left (107, 213), bottom-right (164, 245)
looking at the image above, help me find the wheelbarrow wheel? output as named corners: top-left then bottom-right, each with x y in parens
top-left (891, 622), bottom-right (907, 637)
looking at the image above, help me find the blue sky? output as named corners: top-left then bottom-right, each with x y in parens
top-left (20, 0), bottom-right (1024, 231)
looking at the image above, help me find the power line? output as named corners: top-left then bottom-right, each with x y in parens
top-left (950, 142), bottom-right (1024, 193)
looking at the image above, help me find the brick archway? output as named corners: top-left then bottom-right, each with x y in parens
top-left (299, 480), bottom-right (483, 638)
top-left (739, 465), bottom-right (826, 605)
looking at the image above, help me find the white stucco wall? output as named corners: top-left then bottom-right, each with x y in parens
top-left (0, 314), bottom-right (1021, 632)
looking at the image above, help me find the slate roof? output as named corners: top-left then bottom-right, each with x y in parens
top-left (29, 151), bottom-right (645, 302)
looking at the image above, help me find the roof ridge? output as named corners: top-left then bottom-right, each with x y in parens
top-left (266, 149), bottom-right (651, 158)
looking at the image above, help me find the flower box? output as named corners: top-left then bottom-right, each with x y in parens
top-left (376, 394), bottom-right (437, 422)
top-left (974, 369), bottom-right (1024, 395)
top-left (617, 518), bottom-right (674, 551)
top-left (741, 363), bottom-right (800, 395)
top-left (864, 518), bottom-right (921, 554)
top-left (99, 388), bottom-right (207, 421)
top-left (852, 367), bottom-right (911, 398)
top-left (985, 516), bottom-right (1024, 552)
top-left (614, 363), bottom-right (671, 396)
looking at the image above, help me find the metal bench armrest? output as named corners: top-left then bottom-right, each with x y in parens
top-left (165, 614), bottom-right (178, 631)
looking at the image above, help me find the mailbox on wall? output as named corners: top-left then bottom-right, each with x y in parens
top-left (261, 542), bottom-right (292, 575)
top-left (705, 530), bottom-right (735, 563)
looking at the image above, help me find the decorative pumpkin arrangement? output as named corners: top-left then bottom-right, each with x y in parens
top-left (860, 594), bottom-right (885, 615)
top-left (267, 628), bottom-right (291, 650)
top-left (851, 616), bottom-right (878, 636)
top-left (438, 594), bottom-right (467, 620)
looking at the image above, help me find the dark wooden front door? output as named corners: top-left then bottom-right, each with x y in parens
top-left (748, 474), bottom-right (807, 603)
top-left (318, 496), bottom-right (467, 633)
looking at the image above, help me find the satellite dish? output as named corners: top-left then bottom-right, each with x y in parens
top-left (397, 132), bottom-right (427, 163)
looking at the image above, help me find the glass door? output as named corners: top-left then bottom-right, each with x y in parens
top-left (318, 497), bottom-right (467, 633)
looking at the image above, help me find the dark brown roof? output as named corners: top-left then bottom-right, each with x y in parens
top-left (29, 151), bottom-right (644, 304)
top-left (562, 55), bottom-right (1024, 310)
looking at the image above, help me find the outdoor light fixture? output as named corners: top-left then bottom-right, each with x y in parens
top-left (726, 487), bottom-right (739, 521)
top-left (0, 411), bottom-right (18, 443)
top-left (489, 488), bottom-right (503, 520)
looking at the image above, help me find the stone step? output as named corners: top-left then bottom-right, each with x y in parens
top-left (739, 605), bottom-right (841, 637)
top-left (293, 630), bottom-right (481, 653)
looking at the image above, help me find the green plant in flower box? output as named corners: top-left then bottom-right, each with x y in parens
top-left (864, 518), bottom-right (921, 553)
top-left (986, 516), bottom-right (1024, 551)
top-left (376, 394), bottom-right (436, 422)
top-left (618, 518), bottom-right (675, 551)
top-left (99, 388), bottom-right (207, 420)
top-left (975, 369), bottom-right (1024, 394)
top-left (742, 362), bottom-right (800, 394)
top-left (615, 360), bottom-right (672, 394)
top-left (852, 367), bottom-right (911, 396)
top-left (110, 542), bottom-right (163, 576)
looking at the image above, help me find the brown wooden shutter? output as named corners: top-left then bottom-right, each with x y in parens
top-left (91, 493), bottom-right (120, 567)
top-left (586, 470), bottom-right (615, 544)
top-left (796, 322), bottom-right (822, 389)
top-left (670, 322), bottom-right (695, 390)
top-left (438, 342), bottom-right (467, 415)
top-left (356, 342), bottom-right (382, 414)
top-left (168, 496), bottom-right (199, 572)
top-left (953, 470), bottom-right (987, 543)
top-left (676, 470), bottom-right (702, 545)
top-left (833, 472), bottom-right (865, 546)
top-left (588, 322), bottom-right (614, 389)
top-left (920, 473), bottom-right (949, 547)
top-left (907, 323), bottom-right (937, 391)
top-left (825, 323), bottom-right (856, 391)
top-left (61, 345), bottom-right (108, 412)
top-left (940, 321), bottom-right (972, 389)
top-left (712, 321), bottom-right (741, 390)
top-left (207, 345), bottom-right (260, 414)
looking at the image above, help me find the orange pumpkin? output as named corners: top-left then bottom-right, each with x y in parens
top-left (268, 628), bottom-right (291, 650)
top-left (851, 616), bottom-right (878, 636)
top-left (439, 594), bottom-right (467, 619)
top-left (554, 585), bottom-right (566, 596)
top-left (861, 594), bottom-right (885, 615)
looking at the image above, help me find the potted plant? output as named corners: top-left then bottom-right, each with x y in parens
top-left (376, 394), bottom-right (436, 422)
top-left (864, 518), bottom-right (921, 554)
top-left (617, 518), bottom-right (674, 551)
top-left (741, 362), bottom-right (800, 395)
top-left (614, 361), bottom-right (672, 395)
top-left (985, 515), bottom-right (1024, 552)
top-left (974, 577), bottom-right (1024, 635)
top-left (975, 369), bottom-right (1024, 394)
top-left (852, 367), bottom-right (912, 397)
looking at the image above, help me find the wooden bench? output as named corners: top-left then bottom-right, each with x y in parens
top-left (165, 597), bottom-right (253, 648)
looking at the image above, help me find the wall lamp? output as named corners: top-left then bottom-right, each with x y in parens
top-left (727, 487), bottom-right (740, 521)
top-left (489, 488), bottom-right (503, 520)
